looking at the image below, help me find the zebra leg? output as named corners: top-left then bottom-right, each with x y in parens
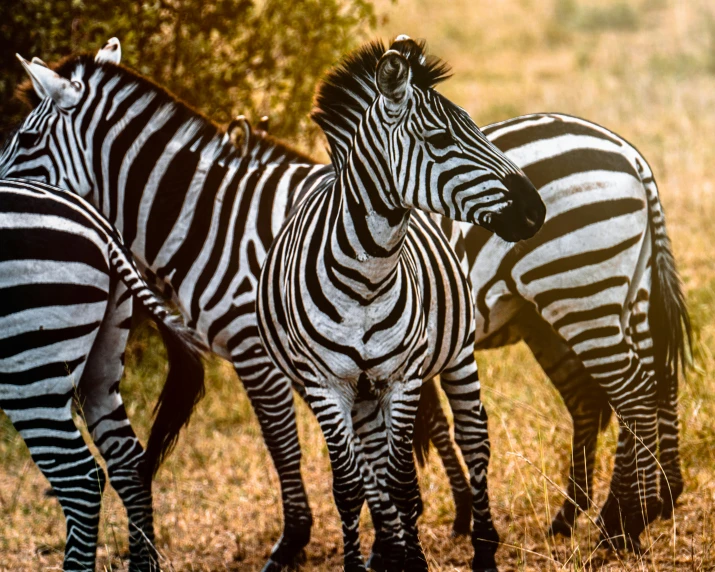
top-left (587, 348), bottom-right (661, 552)
top-left (78, 281), bottom-right (157, 570)
top-left (440, 347), bottom-right (499, 572)
top-left (656, 370), bottom-right (683, 519)
top-left (416, 378), bottom-right (472, 536)
top-left (518, 312), bottom-right (609, 536)
top-left (234, 357), bottom-right (312, 571)
top-left (304, 384), bottom-right (368, 572)
top-left (377, 378), bottom-right (427, 571)
top-left (353, 397), bottom-right (406, 572)
top-left (3, 394), bottom-right (106, 571)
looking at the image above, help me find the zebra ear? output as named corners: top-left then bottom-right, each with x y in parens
top-left (376, 49), bottom-right (411, 107)
top-left (16, 54), bottom-right (82, 109)
top-left (227, 115), bottom-right (252, 157)
top-left (96, 37), bottom-right (122, 65)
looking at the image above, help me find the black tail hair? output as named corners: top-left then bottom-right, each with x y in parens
top-left (644, 170), bottom-right (692, 403)
top-left (141, 318), bottom-right (206, 484)
top-left (413, 378), bottom-right (441, 467)
top-left (106, 236), bottom-right (207, 485)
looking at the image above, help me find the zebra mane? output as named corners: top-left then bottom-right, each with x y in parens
top-left (16, 53), bottom-right (310, 163)
top-left (311, 38), bottom-right (452, 170)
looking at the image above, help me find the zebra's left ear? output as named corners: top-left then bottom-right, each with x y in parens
top-left (96, 37), bottom-right (122, 65)
top-left (16, 54), bottom-right (82, 109)
top-left (376, 49), bottom-right (412, 109)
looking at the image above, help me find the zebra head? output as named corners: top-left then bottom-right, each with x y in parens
top-left (312, 36), bottom-right (545, 242)
top-left (0, 41), bottom-right (125, 195)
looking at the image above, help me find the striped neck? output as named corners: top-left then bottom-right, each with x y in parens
top-left (327, 111), bottom-right (411, 298)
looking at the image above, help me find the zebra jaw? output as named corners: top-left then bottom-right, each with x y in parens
top-left (16, 54), bottom-right (82, 109)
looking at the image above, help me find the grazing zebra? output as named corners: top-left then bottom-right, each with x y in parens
top-left (0, 178), bottom-right (205, 571)
top-left (257, 36), bottom-right (545, 572)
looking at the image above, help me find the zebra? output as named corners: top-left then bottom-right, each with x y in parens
top-left (1, 41), bottom-right (355, 571)
top-left (421, 113), bottom-right (691, 549)
top-left (256, 36), bottom-right (545, 572)
top-left (0, 178), bottom-right (205, 571)
top-left (3, 36), bottom-right (545, 571)
top-left (242, 108), bottom-right (691, 548)
top-left (3, 36), bottom-right (684, 563)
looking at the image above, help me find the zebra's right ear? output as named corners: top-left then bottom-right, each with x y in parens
top-left (226, 115), bottom-right (253, 157)
top-left (96, 38), bottom-right (122, 65)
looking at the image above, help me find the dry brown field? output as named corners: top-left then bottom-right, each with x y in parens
top-left (2, 0), bottom-right (715, 570)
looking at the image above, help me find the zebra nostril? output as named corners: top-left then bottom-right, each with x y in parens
top-left (483, 212), bottom-right (493, 226)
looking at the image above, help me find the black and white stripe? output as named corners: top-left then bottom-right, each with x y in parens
top-left (1, 45), bottom-right (338, 569)
top-left (257, 37), bottom-right (544, 571)
top-left (0, 178), bottom-right (204, 571)
top-left (428, 113), bottom-right (690, 548)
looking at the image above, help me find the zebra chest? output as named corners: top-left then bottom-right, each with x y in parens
top-left (284, 283), bottom-right (429, 385)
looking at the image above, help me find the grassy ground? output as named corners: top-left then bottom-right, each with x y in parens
top-left (3, 0), bottom-right (715, 569)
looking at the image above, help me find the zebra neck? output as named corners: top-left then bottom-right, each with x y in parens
top-left (327, 154), bottom-right (411, 297)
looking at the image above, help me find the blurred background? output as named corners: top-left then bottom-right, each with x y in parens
top-left (2, 0), bottom-right (715, 569)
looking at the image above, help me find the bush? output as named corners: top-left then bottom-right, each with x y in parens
top-left (0, 0), bottom-right (377, 146)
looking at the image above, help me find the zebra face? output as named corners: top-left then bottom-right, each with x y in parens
top-left (374, 42), bottom-right (545, 242)
top-left (0, 57), bottom-right (94, 196)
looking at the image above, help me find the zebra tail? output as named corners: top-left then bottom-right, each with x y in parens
top-left (640, 160), bottom-right (692, 401)
top-left (413, 378), bottom-right (440, 467)
top-left (106, 240), bottom-right (207, 484)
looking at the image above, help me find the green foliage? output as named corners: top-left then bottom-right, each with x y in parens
top-left (0, 0), bottom-right (377, 146)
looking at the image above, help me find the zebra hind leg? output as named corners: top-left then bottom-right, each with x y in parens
top-left (78, 280), bottom-right (158, 570)
top-left (518, 312), bottom-right (608, 537)
top-left (592, 351), bottom-right (661, 553)
top-left (414, 377), bottom-right (472, 536)
top-left (657, 371), bottom-right (683, 520)
top-left (235, 357), bottom-right (313, 571)
top-left (3, 396), bottom-right (106, 571)
top-left (440, 346), bottom-right (499, 572)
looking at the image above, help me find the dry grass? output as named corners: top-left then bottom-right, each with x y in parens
top-left (3, 0), bottom-right (715, 570)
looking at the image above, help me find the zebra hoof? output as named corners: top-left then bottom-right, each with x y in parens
top-left (366, 551), bottom-right (385, 571)
top-left (261, 549), bottom-right (306, 572)
top-left (472, 550), bottom-right (498, 571)
top-left (547, 518), bottom-right (573, 538)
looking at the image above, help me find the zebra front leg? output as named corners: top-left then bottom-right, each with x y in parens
top-left (352, 396), bottom-right (398, 572)
top-left (234, 356), bottom-right (312, 571)
top-left (382, 378), bottom-right (428, 571)
top-left (3, 396), bottom-right (106, 571)
top-left (440, 349), bottom-right (499, 572)
top-left (79, 280), bottom-right (157, 570)
top-left (305, 383), bottom-right (368, 571)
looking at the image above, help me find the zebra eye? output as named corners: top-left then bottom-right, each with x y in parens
top-left (17, 131), bottom-right (40, 148)
top-left (426, 131), bottom-right (453, 150)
